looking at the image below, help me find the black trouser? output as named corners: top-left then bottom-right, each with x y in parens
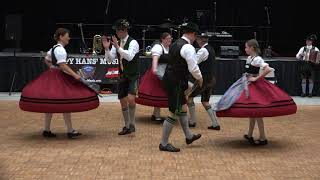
top-left (163, 75), bottom-right (188, 115)
top-left (189, 76), bottom-right (215, 102)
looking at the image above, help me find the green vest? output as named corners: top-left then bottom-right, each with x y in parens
top-left (119, 36), bottom-right (139, 79)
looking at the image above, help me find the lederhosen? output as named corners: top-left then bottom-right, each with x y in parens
top-left (190, 44), bottom-right (216, 102)
top-left (298, 46), bottom-right (315, 79)
top-left (117, 37), bottom-right (140, 99)
top-left (163, 38), bottom-right (189, 114)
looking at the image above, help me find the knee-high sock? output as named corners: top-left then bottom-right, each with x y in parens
top-left (153, 107), bottom-right (161, 118)
top-left (309, 80), bottom-right (314, 94)
top-left (205, 106), bottom-right (219, 127)
top-left (129, 105), bottom-right (136, 126)
top-left (179, 113), bottom-right (193, 139)
top-left (248, 118), bottom-right (256, 137)
top-left (44, 113), bottom-right (53, 131)
top-left (160, 117), bottom-right (176, 146)
top-left (63, 113), bottom-right (73, 133)
top-left (302, 79), bottom-right (307, 94)
top-left (188, 102), bottom-right (196, 124)
top-left (122, 107), bottom-right (130, 128)
top-left (256, 118), bottom-right (266, 140)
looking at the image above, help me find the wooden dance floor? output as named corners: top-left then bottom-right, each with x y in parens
top-left (0, 101), bottom-right (319, 180)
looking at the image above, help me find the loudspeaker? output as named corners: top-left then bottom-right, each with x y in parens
top-left (220, 46), bottom-right (239, 58)
top-left (5, 14), bottom-right (22, 41)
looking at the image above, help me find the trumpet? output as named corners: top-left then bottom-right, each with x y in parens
top-left (92, 35), bottom-right (103, 55)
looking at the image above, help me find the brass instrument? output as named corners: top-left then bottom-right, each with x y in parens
top-left (92, 35), bottom-right (103, 55)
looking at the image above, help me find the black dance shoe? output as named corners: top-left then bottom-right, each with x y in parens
top-left (255, 139), bottom-right (268, 146)
top-left (118, 127), bottom-right (131, 135)
top-left (244, 134), bottom-right (255, 145)
top-left (159, 143), bottom-right (180, 152)
top-left (42, 131), bottom-right (56, 138)
top-left (208, 125), bottom-right (221, 131)
top-left (67, 130), bottom-right (82, 139)
top-left (186, 134), bottom-right (202, 145)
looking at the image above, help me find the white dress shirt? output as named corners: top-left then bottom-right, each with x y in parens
top-left (296, 45), bottom-right (319, 60)
top-left (105, 35), bottom-right (139, 62)
top-left (196, 43), bottom-right (209, 64)
top-left (180, 36), bottom-right (202, 80)
top-left (45, 43), bottom-right (67, 64)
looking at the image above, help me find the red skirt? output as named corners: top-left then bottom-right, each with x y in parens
top-left (19, 68), bottom-right (99, 113)
top-left (135, 69), bottom-right (168, 107)
top-left (217, 78), bottom-right (297, 118)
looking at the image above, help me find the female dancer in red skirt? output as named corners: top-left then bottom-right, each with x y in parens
top-left (135, 32), bottom-right (172, 121)
top-left (19, 28), bottom-right (99, 138)
top-left (214, 39), bottom-right (297, 145)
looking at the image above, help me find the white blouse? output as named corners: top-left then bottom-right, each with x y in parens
top-left (151, 44), bottom-right (169, 56)
top-left (247, 56), bottom-right (268, 68)
top-left (45, 44), bottom-right (67, 64)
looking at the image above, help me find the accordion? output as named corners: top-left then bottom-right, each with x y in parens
top-left (309, 50), bottom-right (320, 64)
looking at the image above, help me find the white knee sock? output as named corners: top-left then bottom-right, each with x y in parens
top-left (179, 114), bottom-right (193, 139)
top-left (129, 105), bottom-right (136, 126)
top-left (63, 113), bottom-right (74, 133)
top-left (153, 107), bottom-right (161, 118)
top-left (188, 102), bottom-right (196, 124)
top-left (205, 106), bottom-right (219, 127)
top-left (44, 113), bottom-right (53, 131)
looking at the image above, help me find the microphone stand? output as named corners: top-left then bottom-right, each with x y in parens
top-left (265, 6), bottom-right (271, 47)
top-left (78, 23), bottom-right (88, 53)
top-left (212, 0), bottom-right (217, 32)
top-left (142, 25), bottom-right (151, 52)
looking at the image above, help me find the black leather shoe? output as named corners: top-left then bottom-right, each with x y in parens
top-left (208, 125), bottom-right (221, 131)
top-left (118, 127), bottom-right (131, 135)
top-left (42, 131), bottom-right (56, 138)
top-left (186, 134), bottom-right (202, 145)
top-left (67, 130), bottom-right (82, 139)
top-left (255, 139), bottom-right (268, 146)
top-left (244, 134), bottom-right (255, 145)
top-left (129, 124), bottom-right (136, 133)
top-left (189, 123), bottom-right (196, 128)
top-left (308, 94), bottom-right (313, 98)
top-left (301, 93), bottom-right (306, 97)
top-left (159, 143), bottom-right (180, 152)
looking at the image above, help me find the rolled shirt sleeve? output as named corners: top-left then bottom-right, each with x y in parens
top-left (105, 46), bottom-right (117, 62)
top-left (180, 44), bottom-right (202, 80)
top-left (196, 47), bottom-right (209, 64)
top-left (117, 40), bottom-right (140, 61)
